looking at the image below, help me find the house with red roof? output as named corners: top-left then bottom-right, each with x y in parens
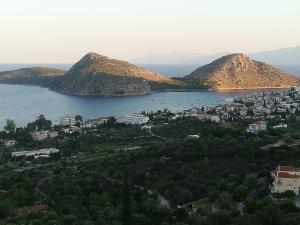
top-left (271, 165), bottom-right (300, 195)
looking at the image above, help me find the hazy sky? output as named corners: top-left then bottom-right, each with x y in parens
top-left (0, 0), bottom-right (299, 63)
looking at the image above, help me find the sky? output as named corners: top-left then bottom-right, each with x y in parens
top-left (0, 0), bottom-right (299, 63)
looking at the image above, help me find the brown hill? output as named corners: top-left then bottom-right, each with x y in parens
top-left (185, 53), bottom-right (300, 90)
top-left (52, 52), bottom-right (180, 96)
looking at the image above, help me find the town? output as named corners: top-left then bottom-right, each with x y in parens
top-left (1, 88), bottom-right (300, 224)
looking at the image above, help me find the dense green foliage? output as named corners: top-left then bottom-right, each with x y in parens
top-left (1, 114), bottom-right (300, 224)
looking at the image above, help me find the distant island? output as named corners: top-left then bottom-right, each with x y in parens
top-left (0, 67), bottom-right (65, 86)
top-left (0, 52), bottom-right (299, 96)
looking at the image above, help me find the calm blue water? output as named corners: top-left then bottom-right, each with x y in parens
top-left (0, 84), bottom-right (260, 128)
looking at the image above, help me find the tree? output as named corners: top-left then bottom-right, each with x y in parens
top-left (12, 188), bottom-right (34, 206)
top-left (122, 174), bottom-right (132, 225)
top-left (215, 192), bottom-right (231, 210)
top-left (243, 174), bottom-right (257, 189)
top-left (75, 115), bottom-right (83, 127)
top-left (244, 197), bottom-right (257, 214)
top-left (0, 201), bottom-right (12, 218)
top-left (257, 205), bottom-right (282, 225)
top-left (106, 117), bottom-right (117, 127)
top-left (75, 115), bottom-right (83, 122)
top-left (234, 185), bottom-right (248, 201)
top-left (243, 140), bottom-right (254, 161)
top-left (208, 188), bottom-right (219, 202)
top-left (4, 119), bottom-right (16, 133)
top-left (27, 115), bottom-right (52, 131)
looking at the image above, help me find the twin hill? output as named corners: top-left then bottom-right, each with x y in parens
top-left (0, 52), bottom-right (299, 95)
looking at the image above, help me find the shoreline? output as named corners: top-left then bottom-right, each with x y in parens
top-left (0, 82), bottom-right (296, 96)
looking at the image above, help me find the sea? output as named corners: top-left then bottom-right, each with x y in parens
top-left (0, 63), bottom-right (299, 128)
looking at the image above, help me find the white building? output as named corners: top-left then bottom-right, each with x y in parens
top-left (273, 123), bottom-right (288, 129)
top-left (246, 121), bottom-right (267, 133)
top-left (197, 114), bottom-right (221, 123)
top-left (84, 117), bottom-right (110, 128)
top-left (271, 166), bottom-right (300, 195)
top-left (187, 134), bottom-right (200, 139)
top-left (32, 130), bottom-right (58, 141)
top-left (117, 114), bottom-right (149, 125)
top-left (12, 148), bottom-right (60, 159)
top-left (60, 115), bottom-right (76, 126)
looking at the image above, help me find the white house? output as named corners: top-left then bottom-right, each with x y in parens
top-left (186, 134), bottom-right (200, 139)
top-left (271, 166), bottom-right (300, 195)
top-left (246, 121), bottom-right (267, 133)
top-left (273, 123), bottom-right (288, 129)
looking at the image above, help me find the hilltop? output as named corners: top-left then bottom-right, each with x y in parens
top-left (65, 52), bottom-right (172, 82)
top-left (184, 53), bottom-right (300, 90)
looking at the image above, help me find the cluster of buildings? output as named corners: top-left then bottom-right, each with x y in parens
top-left (170, 89), bottom-right (300, 133)
top-left (233, 89), bottom-right (300, 119)
top-left (172, 108), bottom-right (221, 123)
top-left (60, 114), bottom-right (149, 133)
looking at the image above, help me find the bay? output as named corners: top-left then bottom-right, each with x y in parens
top-left (0, 83), bottom-right (273, 128)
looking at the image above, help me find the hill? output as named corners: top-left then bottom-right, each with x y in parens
top-left (184, 53), bottom-right (300, 90)
top-left (51, 52), bottom-right (181, 95)
top-left (0, 67), bottom-right (65, 85)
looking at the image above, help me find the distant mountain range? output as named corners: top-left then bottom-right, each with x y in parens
top-left (251, 46), bottom-right (300, 65)
top-left (132, 45), bottom-right (300, 66)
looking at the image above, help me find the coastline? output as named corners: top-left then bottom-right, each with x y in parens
top-left (216, 86), bottom-right (296, 91)
top-left (0, 81), bottom-right (296, 96)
